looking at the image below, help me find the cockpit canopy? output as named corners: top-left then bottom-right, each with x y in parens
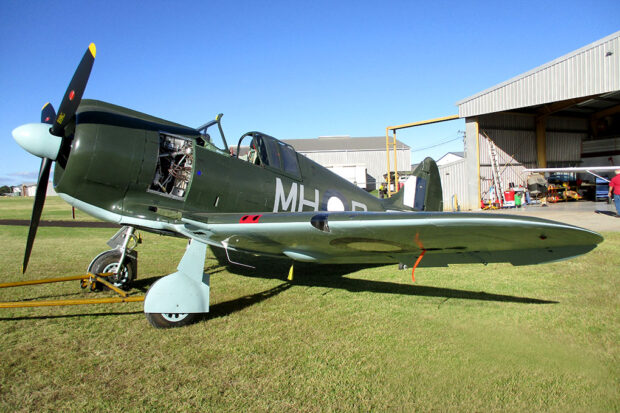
top-left (196, 114), bottom-right (301, 178)
top-left (235, 132), bottom-right (301, 178)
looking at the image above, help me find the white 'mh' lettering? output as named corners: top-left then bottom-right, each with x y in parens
top-left (298, 184), bottom-right (319, 211)
top-left (274, 178), bottom-right (368, 213)
top-left (274, 178), bottom-right (298, 212)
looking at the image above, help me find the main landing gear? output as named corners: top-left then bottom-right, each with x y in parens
top-left (87, 227), bottom-right (211, 328)
top-left (145, 312), bottom-right (199, 328)
top-left (144, 239), bottom-right (210, 328)
top-left (86, 226), bottom-right (139, 291)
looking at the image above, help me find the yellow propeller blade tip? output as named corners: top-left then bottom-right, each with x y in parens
top-left (89, 43), bottom-right (97, 58)
top-left (41, 102), bottom-right (50, 110)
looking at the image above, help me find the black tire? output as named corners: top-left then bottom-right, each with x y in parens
top-left (145, 312), bottom-right (199, 328)
top-left (88, 250), bottom-right (137, 290)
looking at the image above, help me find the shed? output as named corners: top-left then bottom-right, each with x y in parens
top-left (20, 182), bottom-right (57, 197)
top-left (455, 30), bottom-right (620, 210)
top-left (437, 151), bottom-right (464, 166)
top-left (284, 136), bottom-right (411, 190)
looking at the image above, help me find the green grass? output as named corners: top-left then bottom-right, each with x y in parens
top-left (0, 198), bottom-right (618, 411)
top-left (0, 196), bottom-right (97, 221)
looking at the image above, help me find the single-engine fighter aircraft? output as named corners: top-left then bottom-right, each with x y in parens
top-left (12, 44), bottom-right (603, 328)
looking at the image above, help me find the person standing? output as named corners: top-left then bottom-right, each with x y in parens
top-left (609, 169), bottom-right (620, 216)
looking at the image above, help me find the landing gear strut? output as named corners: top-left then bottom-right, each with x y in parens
top-left (87, 227), bottom-right (211, 328)
top-left (144, 239), bottom-right (210, 328)
top-left (87, 226), bottom-right (139, 290)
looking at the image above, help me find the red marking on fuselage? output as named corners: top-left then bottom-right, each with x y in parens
top-left (239, 214), bottom-right (262, 223)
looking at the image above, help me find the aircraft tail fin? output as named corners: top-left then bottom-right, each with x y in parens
top-left (383, 157), bottom-right (443, 211)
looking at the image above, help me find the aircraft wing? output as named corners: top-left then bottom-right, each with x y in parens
top-left (180, 211), bottom-right (603, 267)
top-left (525, 166), bottom-right (619, 173)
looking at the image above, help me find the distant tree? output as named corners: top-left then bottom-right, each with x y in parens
top-left (0, 185), bottom-right (11, 195)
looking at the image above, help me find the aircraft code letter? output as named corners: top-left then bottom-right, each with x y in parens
top-left (274, 177), bottom-right (298, 212)
top-left (298, 184), bottom-right (320, 211)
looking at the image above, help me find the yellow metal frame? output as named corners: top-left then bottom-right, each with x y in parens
top-left (385, 114), bottom-right (459, 197)
top-left (0, 273), bottom-right (145, 308)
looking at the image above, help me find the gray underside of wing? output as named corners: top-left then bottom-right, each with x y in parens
top-left (181, 211), bottom-right (603, 267)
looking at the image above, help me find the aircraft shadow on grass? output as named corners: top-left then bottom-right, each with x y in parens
top-left (223, 260), bottom-right (558, 305)
top-left (0, 261), bottom-right (556, 322)
top-left (0, 311), bottom-right (143, 322)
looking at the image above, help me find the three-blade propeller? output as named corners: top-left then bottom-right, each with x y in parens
top-left (13, 43), bottom-right (96, 273)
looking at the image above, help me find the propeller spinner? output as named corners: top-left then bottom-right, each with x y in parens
top-left (12, 43), bottom-right (96, 273)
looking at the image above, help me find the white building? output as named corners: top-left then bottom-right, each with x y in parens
top-left (436, 151), bottom-right (464, 166)
top-left (452, 31), bottom-right (620, 210)
top-left (284, 136), bottom-right (411, 190)
top-left (19, 182), bottom-right (57, 197)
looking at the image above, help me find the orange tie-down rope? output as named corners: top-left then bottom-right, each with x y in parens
top-left (411, 250), bottom-right (426, 283)
top-left (411, 233), bottom-right (426, 282)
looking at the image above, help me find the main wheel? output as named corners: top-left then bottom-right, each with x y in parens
top-left (145, 312), bottom-right (199, 328)
top-left (88, 250), bottom-right (137, 290)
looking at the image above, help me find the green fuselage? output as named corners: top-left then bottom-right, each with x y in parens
top-left (54, 100), bottom-right (386, 227)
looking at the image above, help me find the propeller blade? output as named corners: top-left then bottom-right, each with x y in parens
top-left (50, 43), bottom-right (96, 136)
top-left (41, 102), bottom-right (56, 124)
top-left (22, 158), bottom-right (52, 273)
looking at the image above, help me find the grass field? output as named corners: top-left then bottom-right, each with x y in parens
top-left (0, 196), bottom-right (97, 221)
top-left (0, 197), bottom-right (618, 411)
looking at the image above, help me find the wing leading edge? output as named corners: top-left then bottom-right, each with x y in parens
top-left (181, 211), bottom-right (603, 267)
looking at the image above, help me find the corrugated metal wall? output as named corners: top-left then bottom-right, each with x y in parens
top-left (546, 132), bottom-right (585, 162)
top-left (478, 129), bottom-right (537, 165)
top-left (475, 113), bottom-right (587, 202)
top-left (438, 159), bottom-right (466, 211)
top-left (479, 112), bottom-right (587, 159)
top-left (546, 116), bottom-right (588, 132)
top-left (479, 114), bottom-right (538, 165)
top-left (458, 32), bottom-right (620, 117)
top-left (477, 112), bottom-right (535, 130)
top-left (477, 130), bottom-right (529, 203)
top-left (299, 149), bottom-right (411, 189)
top-left (582, 136), bottom-right (620, 155)
top-left (471, 108), bottom-right (603, 205)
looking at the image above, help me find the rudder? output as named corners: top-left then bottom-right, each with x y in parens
top-left (383, 157), bottom-right (443, 211)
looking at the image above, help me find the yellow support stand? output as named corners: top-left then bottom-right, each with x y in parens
top-left (0, 273), bottom-right (144, 308)
top-left (385, 129), bottom-right (399, 197)
top-left (385, 114), bottom-right (459, 197)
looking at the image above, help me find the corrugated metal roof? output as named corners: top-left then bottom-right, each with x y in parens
top-left (283, 136), bottom-right (410, 152)
top-left (457, 31), bottom-right (620, 118)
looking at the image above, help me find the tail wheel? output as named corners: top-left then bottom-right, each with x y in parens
top-left (145, 312), bottom-right (198, 328)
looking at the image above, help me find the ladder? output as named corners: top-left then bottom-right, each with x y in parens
top-left (485, 132), bottom-right (505, 205)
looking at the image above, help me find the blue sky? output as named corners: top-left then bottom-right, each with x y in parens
top-left (1, 0), bottom-right (618, 186)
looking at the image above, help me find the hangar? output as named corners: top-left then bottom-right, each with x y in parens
top-left (455, 30), bottom-right (620, 210)
top-left (283, 136), bottom-right (410, 190)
